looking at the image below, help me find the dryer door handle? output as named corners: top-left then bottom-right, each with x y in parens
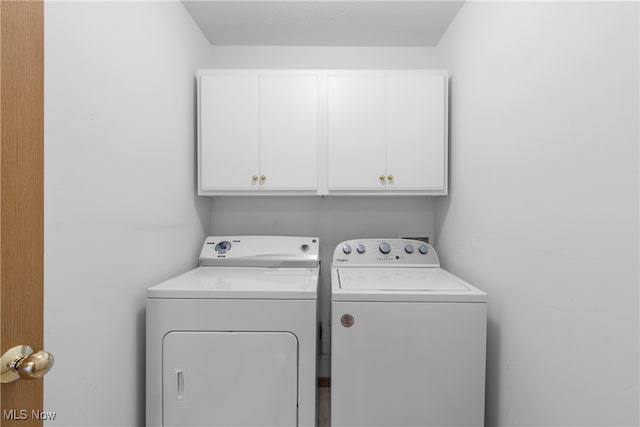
top-left (174, 368), bottom-right (185, 400)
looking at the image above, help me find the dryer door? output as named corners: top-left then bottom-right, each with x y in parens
top-left (163, 331), bottom-right (298, 427)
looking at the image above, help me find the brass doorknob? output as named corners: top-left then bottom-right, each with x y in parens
top-left (252, 175), bottom-right (258, 181)
top-left (379, 175), bottom-right (386, 181)
top-left (387, 174), bottom-right (394, 181)
top-left (260, 175), bottom-right (266, 181)
top-left (1, 345), bottom-right (54, 383)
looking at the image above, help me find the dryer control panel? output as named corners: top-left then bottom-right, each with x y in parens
top-left (200, 235), bottom-right (319, 268)
top-left (332, 239), bottom-right (439, 267)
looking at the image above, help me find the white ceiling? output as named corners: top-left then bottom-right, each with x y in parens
top-left (182, 1), bottom-right (464, 47)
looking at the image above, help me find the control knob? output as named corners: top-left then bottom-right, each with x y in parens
top-left (419, 244), bottom-right (429, 254)
top-left (404, 244), bottom-right (414, 254)
top-left (356, 244), bottom-right (366, 254)
top-left (215, 241), bottom-right (231, 254)
top-left (343, 244), bottom-right (352, 254)
top-left (379, 242), bottom-right (391, 254)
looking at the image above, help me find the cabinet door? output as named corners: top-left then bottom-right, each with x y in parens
top-left (386, 73), bottom-right (447, 191)
top-left (260, 73), bottom-right (318, 191)
top-left (327, 73), bottom-right (386, 190)
top-left (199, 74), bottom-right (259, 191)
top-left (163, 331), bottom-right (298, 427)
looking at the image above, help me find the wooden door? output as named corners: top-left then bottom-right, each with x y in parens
top-left (0, 1), bottom-right (45, 426)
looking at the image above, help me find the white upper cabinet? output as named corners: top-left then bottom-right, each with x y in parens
top-left (386, 72), bottom-right (447, 192)
top-left (259, 73), bottom-right (318, 191)
top-left (198, 69), bottom-right (448, 196)
top-left (200, 73), bottom-right (259, 192)
top-left (198, 70), bottom-right (319, 195)
top-left (327, 70), bottom-right (448, 195)
top-left (327, 72), bottom-right (387, 191)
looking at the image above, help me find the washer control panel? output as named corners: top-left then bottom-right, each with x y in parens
top-left (333, 239), bottom-right (439, 267)
top-left (200, 236), bottom-right (319, 268)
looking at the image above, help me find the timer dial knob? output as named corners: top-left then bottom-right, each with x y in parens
top-left (215, 241), bottom-right (231, 253)
top-left (379, 242), bottom-right (391, 254)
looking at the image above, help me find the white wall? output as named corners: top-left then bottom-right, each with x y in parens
top-left (205, 46), bottom-right (443, 376)
top-left (44, 2), bottom-right (212, 425)
top-left (434, 2), bottom-right (639, 426)
top-left (44, 2), bottom-right (639, 425)
top-left (204, 45), bottom-right (441, 69)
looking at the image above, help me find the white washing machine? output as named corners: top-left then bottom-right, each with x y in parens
top-left (331, 238), bottom-right (487, 427)
top-left (146, 235), bottom-right (319, 427)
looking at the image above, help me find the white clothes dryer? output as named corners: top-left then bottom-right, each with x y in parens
top-left (331, 238), bottom-right (487, 427)
top-left (146, 236), bottom-right (319, 427)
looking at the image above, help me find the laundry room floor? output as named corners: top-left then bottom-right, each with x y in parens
top-left (319, 387), bottom-right (330, 427)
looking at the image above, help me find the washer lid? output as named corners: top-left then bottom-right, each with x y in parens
top-left (334, 267), bottom-right (486, 302)
top-left (148, 266), bottom-right (319, 300)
